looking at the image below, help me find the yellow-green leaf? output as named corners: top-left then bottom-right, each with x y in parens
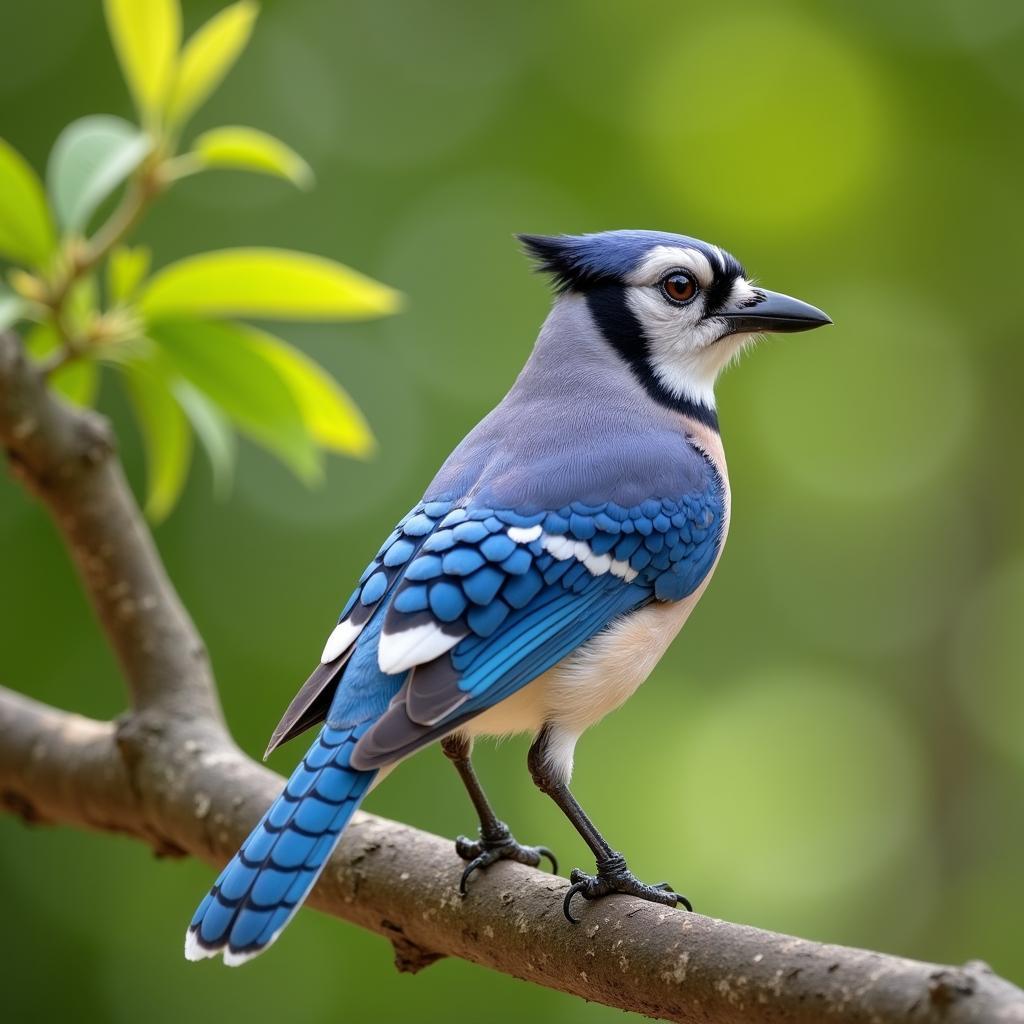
top-left (121, 360), bottom-right (192, 521)
top-left (172, 378), bottom-right (236, 497)
top-left (47, 116), bottom-right (150, 232)
top-left (251, 333), bottom-right (374, 458)
top-left (25, 323), bottom-right (100, 408)
top-left (140, 248), bottom-right (401, 322)
top-left (66, 275), bottom-right (99, 339)
top-left (56, 360), bottom-right (100, 408)
top-left (166, 1), bottom-right (258, 127)
top-left (192, 126), bottom-right (312, 188)
top-left (103, 0), bottom-right (181, 121)
top-left (7, 269), bottom-right (47, 304)
top-left (149, 318), bottom-right (321, 483)
top-left (108, 245), bottom-right (152, 304)
top-left (0, 137), bottom-right (57, 268)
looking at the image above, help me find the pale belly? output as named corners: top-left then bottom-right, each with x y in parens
top-left (462, 420), bottom-right (730, 782)
top-left (460, 586), bottom-right (709, 781)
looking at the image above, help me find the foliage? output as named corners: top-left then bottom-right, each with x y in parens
top-left (0, 0), bottom-right (399, 520)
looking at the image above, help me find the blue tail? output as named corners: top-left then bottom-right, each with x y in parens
top-left (185, 724), bottom-right (375, 965)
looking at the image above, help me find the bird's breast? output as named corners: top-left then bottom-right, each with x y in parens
top-left (680, 413), bottom-right (731, 541)
top-left (461, 413), bottom-right (732, 747)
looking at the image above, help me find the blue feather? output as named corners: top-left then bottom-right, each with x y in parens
top-left (187, 726), bottom-right (374, 963)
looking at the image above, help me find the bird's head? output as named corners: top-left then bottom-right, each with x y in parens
top-left (518, 229), bottom-right (831, 425)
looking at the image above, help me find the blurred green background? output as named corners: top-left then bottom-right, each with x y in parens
top-left (2, 0), bottom-right (1022, 1020)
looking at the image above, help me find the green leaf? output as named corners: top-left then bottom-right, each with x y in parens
top-left (47, 116), bottom-right (150, 232)
top-left (191, 126), bottom-right (312, 189)
top-left (149, 318), bottom-right (321, 483)
top-left (166, 1), bottom-right (259, 128)
top-left (171, 378), bottom-right (236, 497)
top-left (108, 245), bottom-right (152, 304)
top-left (0, 137), bottom-right (57, 267)
top-left (140, 248), bottom-right (402, 322)
top-left (103, 0), bottom-right (180, 121)
top-left (7, 268), bottom-right (47, 304)
top-left (250, 333), bottom-right (375, 458)
top-left (121, 359), bottom-right (192, 522)
top-left (0, 285), bottom-right (28, 332)
top-left (57, 360), bottom-right (100, 408)
top-left (25, 323), bottom-right (100, 407)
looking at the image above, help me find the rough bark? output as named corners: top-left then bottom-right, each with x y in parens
top-left (2, 328), bottom-right (1022, 1023)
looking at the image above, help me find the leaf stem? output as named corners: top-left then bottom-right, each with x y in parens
top-left (42, 157), bottom-right (165, 368)
top-left (53, 168), bottom-right (162, 307)
top-left (160, 153), bottom-right (204, 183)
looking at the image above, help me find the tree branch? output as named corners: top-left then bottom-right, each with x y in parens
top-left (2, 328), bottom-right (1022, 1023)
top-left (2, 686), bottom-right (1021, 1024)
top-left (0, 329), bottom-right (220, 722)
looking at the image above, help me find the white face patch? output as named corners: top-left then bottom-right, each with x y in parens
top-left (625, 245), bottom-right (716, 289)
top-left (623, 252), bottom-right (761, 410)
top-left (725, 276), bottom-right (760, 307)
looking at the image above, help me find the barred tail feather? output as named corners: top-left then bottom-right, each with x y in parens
top-left (185, 724), bottom-right (375, 965)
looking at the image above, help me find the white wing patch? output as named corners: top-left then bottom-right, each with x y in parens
top-left (507, 524), bottom-right (542, 543)
top-left (375, 525), bottom-right (639, 676)
top-left (540, 532), bottom-right (638, 582)
top-left (320, 619), bottom-right (362, 664)
top-left (378, 621), bottom-right (466, 675)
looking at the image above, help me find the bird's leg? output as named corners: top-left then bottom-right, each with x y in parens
top-left (527, 726), bottom-right (693, 923)
top-left (440, 733), bottom-right (557, 894)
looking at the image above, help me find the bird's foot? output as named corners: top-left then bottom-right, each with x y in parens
top-left (455, 821), bottom-right (558, 895)
top-left (562, 852), bottom-right (692, 923)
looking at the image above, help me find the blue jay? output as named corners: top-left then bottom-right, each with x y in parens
top-left (186, 229), bottom-right (830, 965)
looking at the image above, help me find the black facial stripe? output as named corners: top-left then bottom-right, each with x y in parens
top-left (702, 271), bottom-right (741, 317)
top-left (585, 285), bottom-right (720, 433)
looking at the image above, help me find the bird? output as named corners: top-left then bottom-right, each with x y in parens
top-left (185, 228), bottom-right (831, 965)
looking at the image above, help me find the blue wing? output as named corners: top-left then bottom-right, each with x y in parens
top-left (265, 500), bottom-right (457, 755)
top-left (267, 477), bottom-right (723, 770)
top-left (348, 488), bottom-right (724, 769)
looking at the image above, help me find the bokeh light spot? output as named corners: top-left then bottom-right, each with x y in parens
top-left (631, 13), bottom-right (885, 234)
top-left (659, 669), bottom-right (927, 927)
top-left (738, 286), bottom-right (976, 502)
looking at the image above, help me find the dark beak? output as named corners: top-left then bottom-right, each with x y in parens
top-left (718, 288), bottom-right (832, 336)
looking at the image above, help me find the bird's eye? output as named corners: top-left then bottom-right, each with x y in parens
top-left (661, 272), bottom-right (697, 304)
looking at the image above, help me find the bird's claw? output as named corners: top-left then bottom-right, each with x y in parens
top-left (562, 854), bottom-right (692, 923)
top-left (455, 822), bottom-right (558, 895)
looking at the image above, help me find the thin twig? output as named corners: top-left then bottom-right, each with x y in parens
top-left (36, 157), bottom-right (163, 371)
top-left (48, 167), bottom-right (161, 310)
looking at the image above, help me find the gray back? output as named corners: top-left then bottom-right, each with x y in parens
top-left (425, 294), bottom-right (711, 510)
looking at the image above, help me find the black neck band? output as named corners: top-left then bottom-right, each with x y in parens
top-left (585, 286), bottom-right (720, 433)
